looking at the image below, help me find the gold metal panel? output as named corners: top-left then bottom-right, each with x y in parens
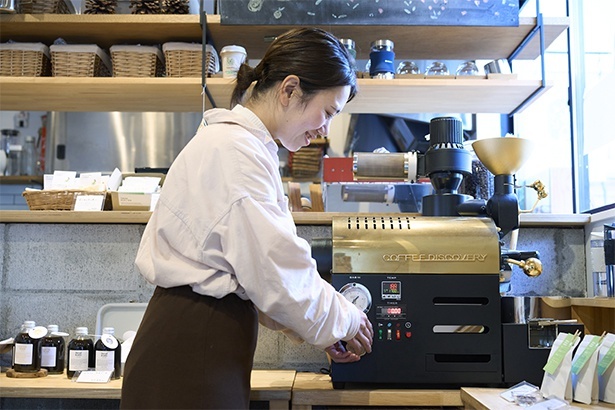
top-left (332, 215), bottom-right (500, 274)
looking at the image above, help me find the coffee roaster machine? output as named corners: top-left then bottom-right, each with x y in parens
top-left (313, 117), bottom-right (582, 389)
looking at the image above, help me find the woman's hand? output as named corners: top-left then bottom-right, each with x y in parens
top-left (344, 311), bottom-right (373, 357)
top-left (325, 312), bottom-right (374, 363)
top-left (324, 341), bottom-right (360, 363)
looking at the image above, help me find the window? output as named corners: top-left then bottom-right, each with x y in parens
top-left (478, 0), bottom-right (614, 213)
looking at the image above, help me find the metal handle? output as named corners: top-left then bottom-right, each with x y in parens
top-left (505, 257), bottom-right (542, 277)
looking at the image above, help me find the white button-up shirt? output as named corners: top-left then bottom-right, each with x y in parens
top-left (135, 105), bottom-right (361, 349)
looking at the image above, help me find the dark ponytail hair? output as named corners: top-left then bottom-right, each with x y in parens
top-left (231, 27), bottom-right (357, 107)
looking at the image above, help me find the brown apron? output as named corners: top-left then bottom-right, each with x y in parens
top-left (120, 285), bottom-right (258, 409)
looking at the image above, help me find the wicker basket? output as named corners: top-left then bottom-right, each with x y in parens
top-left (18, 0), bottom-right (75, 14)
top-left (162, 42), bottom-right (203, 77)
top-left (0, 43), bottom-right (51, 76)
top-left (110, 45), bottom-right (165, 77)
top-left (23, 190), bottom-right (110, 211)
top-left (289, 146), bottom-right (324, 179)
top-left (50, 44), bottom-right (112, 77)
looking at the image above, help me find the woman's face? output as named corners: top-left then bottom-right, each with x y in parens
top-left (276, 85), bottom-right (350, 152)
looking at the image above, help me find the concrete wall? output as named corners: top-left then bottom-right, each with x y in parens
top-left (0, 222), bottom-right (587, 371)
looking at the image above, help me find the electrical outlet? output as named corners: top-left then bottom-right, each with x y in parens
top-left (14, 111), bottom-right (29, 128)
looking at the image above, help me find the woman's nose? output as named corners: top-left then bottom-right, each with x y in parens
top-left (317, 123), bottom-right (329, 137)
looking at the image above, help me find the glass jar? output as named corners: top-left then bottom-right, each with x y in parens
top-left (397, 61), bottom-right (420, 75)
top-left (7, 144), bottom-right (22, 176)
top-left (22, 136), bottom-right (37, 176)
top-left (456, 60), bottom-right (479, 76)
top-left (369, 39), bottom-right (395, 79)
top-left (339, 38), bottom-right (356, 60)
top-left (425, 61), bottom-right (449, 76)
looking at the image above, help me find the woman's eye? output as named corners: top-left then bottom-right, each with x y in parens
top-left (325, 112), bottom-right (334, 120)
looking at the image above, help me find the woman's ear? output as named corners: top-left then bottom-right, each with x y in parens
top-left (280, 75), bottom-right (301, 106)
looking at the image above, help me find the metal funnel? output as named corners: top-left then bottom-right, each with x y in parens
top-left (472, 137), bottom-right (533, 175)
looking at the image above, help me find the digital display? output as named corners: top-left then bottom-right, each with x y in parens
top-left (376, 304), bottom-right (406, 320)
top-left (381, 280), bottom-right (401, 300)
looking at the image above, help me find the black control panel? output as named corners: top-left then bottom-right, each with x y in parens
top-left (331, 273), bottom-right (502, 388)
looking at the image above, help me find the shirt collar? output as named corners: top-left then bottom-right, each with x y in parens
top-left (231, 105), bottom-right (277, 149)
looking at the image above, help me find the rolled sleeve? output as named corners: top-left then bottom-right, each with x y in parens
top-left (219, 196), bottom-right (361, 350)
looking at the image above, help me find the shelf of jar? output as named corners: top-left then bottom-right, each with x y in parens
top-left (0, 14), bottom-right (568, 61)
top-left (0, 76), bottom-right (550, 114)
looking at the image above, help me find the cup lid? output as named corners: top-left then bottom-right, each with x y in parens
top-left (221, 45), bottom-right (247, 55)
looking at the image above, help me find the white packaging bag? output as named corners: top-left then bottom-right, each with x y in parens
top-left (541, 331), bottom-right (581, 401)
top-left (599, 333), bottom-right (615, 403)
top-left (571, 334), bottom-right (602, 404)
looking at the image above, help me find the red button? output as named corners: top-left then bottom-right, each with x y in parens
top-left (405, 331), bottom-right (412, 338)
top-left (396, 330), bottom-right (401, 340)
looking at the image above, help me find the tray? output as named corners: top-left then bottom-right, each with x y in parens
top-left (22, 189), bottom-right (110, 211)
top-left (95, 302), bottom-right (148, 340)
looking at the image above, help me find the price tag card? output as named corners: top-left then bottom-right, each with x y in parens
top-left (543, 333), bottom-right (576, 375)
top-left (599, 342), bottom-right (615, 376)
top-left (572, 335), bottom-right (601, 374)
top-left (75, 370), bottom-right (113, 383)
top-left (73, 194), bottom-right (106, 211)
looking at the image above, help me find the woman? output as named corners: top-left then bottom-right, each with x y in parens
top-left (120, 27), bottom-right (373, 409)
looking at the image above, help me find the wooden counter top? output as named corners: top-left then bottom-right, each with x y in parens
top-left (461, 387), bottom-right (615, 409)
top-left (0, 369), bottom-right (295, 408)
top-left (291, 372), bottom-right (462, 409)
top-left (0, 210), bottom-right (590, 226)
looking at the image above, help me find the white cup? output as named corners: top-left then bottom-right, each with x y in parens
top-left (220, 45), bottom-right (247, 79)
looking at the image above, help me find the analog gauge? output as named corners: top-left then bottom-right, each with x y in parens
top-left (339, 282), bottom-right (372, 313)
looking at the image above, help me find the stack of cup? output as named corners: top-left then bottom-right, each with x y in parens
top-left (220, 45), bottom-right (247, 79)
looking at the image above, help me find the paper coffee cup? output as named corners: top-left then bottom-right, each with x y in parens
top-left (220, 45), bottom-right (247, 78)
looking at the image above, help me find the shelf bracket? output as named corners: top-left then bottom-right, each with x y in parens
top-left (201, 11), bottom-right (217, 111)
top-left (507, 0), bottom-right (547, 116)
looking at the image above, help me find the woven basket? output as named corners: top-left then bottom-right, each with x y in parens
top-left (289, 146), bottom-right (324, 179)
top-left (0, 43), bottom-right (51, 76)
top-left (163, 42), bottom-right (202, 77)
top-left (18, 0), bottom-right (74, 14)
top-left (110, 45), bottom-right (165, 77)
top-left (23, 190), bottom-right (110, 211)
top-left (50, 44), bottom-right (112, 77)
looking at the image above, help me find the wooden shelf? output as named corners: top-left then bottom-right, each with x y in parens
top-left (0, 14), bottom-right (567, 113)
top-left (0, 76), bottom-right (550, 113)
top-left (542, 297), bottom-right (615, 309)
top-left (539, 297), bottom-right (614, 336)
top-left (0, 210), bottom-right (589, 226)
top-left (0, 14), bottom-right (568, 61)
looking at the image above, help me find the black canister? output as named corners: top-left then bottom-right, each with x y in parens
top-left (368, 39), bottom-right (395, 79)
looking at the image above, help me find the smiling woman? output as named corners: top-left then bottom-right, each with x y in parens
top-left (120, 27), bottom-right (373, 410)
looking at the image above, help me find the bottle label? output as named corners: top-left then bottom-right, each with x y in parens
top-left (41, 346), bottom-right (57, 367)
top-left (14, 343), bottom-right (34, 365)
top-left (95, 351), bottom-right (115, 372)
top-left (69, 350), bottom-right (89, 371)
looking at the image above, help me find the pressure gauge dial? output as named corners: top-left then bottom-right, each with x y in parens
top-left (339, 282), bottom-right (372, 313)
